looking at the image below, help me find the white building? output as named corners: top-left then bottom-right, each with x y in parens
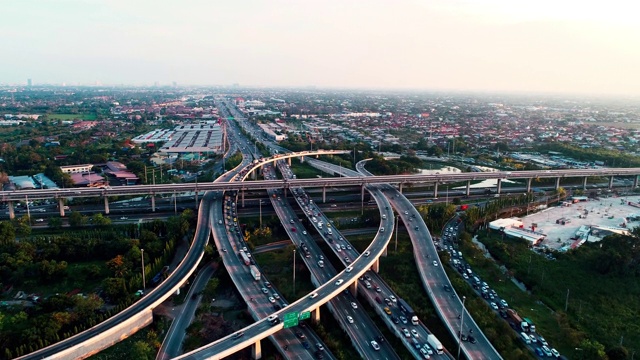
top-left (60, 164), bottom-right (93, 174)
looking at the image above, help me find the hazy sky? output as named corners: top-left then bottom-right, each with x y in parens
top-left (2, 0), bottom-right (639, 95)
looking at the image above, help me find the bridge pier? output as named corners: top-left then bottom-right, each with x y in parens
top-left (287, 157), bottom-right (291, 166)
top-left (634, 176), bottom-right (639, 189)
top-left (526, 178), bottom-right (532, 193)
top-left (349, 280), bottom-right (358, 297)
top-left (300, 156), bottom-right (304, 163)
top-left (195, 191), bottom-right (199, 209)
top-left (371, 258), bottom-right (380, 273)
top-left (252, 339), bottom-right (262, 360)
top-left (555, 177), bottom-right (561, 190)
top-left (104, 197), bottom-right (110, 214)
top-left (399, 183), bottom-right (403, 194)
top-left (150, 195), bottom-right (155, 212)
top-left (434, 183), bottom-right (438, 198)
top-left (59, 198), bottom-right (66, 217)
top-left (360, 185), bottom-right (365, 212)
top-left (583, 176), bottom-right (588, 190)
top-left (609, 176), bottom-right (614, 189)
top-left (466, 180), bottom-right (471, 196)
top-left (7, 201), bottom-right (14, 220)
top-left (312, 306), bottom-right (320, 324)
top-left (497, 179), bottom-right (502, 194)
top-left (242, 189), bottom-right (245, 208)
top-left (322, 186), bottom-right (326, 203)
top-left (251, 169), bottom-right (257, 180)
top-left (382, 244), bottom-right (387, 257)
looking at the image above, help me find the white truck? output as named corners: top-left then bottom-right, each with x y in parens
top-left (249, 265), bottom-right (261, 281)
top-left (427, 334), bottom-right (444, 354)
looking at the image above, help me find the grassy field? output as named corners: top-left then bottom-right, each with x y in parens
top-left (290, 158), bottom-right (332, 179)
top-left (47, 113), bottom-right (97, 120)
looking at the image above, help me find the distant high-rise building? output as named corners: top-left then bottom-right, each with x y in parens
top-left (27, 78), bottom-right (32, 87)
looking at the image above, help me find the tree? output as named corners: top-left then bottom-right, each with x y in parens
top-left (202, 278), bottom-right (220, 300)
top-left (68, 211), bottom-right (86, 227)
top-left (606, 346), bottom-right (629, 360)
top-left (91, 213), bottom-right (111, 226)
top-left (48, 217), bottom-right (62, 229)
top-left (102, 277), bottom-right (128, 303)
top-left (579, 338), bottom-right (607, 360)
top-left (106, 255), bottom-right (129, 278)
top-left (12, 215), bottom-right (31, 237)
top-left (0, 221), bottom-right (16, 245)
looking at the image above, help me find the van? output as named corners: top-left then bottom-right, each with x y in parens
top-left (520, 332), bottom-right (531, 344)
top-left (466, 269), bottom-right (473, 276)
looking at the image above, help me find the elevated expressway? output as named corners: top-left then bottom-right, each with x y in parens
top-left (275, 160), bottom-right (452, 359)
top-left (262, 164), bottom-right (399, 359)
top-left (308, 158), bottom-right (502, 360)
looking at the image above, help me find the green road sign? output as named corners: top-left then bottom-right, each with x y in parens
top-left (227, 117), bottom-right (234, 120)
top-left (283, 312), bottom-right (299, 329)
top-left (299, 311), bottom-right (311, 321)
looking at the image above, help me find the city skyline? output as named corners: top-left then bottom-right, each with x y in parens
top-left (1, 0), bottom-right (639, 96)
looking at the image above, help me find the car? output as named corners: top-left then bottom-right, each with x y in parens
top-left (499, 310), bottom-right (507, 318)
top-left (222, 247), bottom-right (227, 252)
top-left (232, 331), bottom-right (244, 339)
top-left (346, 315), bottom-right (354, 324)
top-left (415, 226), bottom-right (419, 230)
top-left (315, 343), bottom-right (324, 351)
top-left (389, 295), bottom-right (397, 302)
top-left (346, 266), bottom-right (353, 273)
top-left (541, 345), bottom-right (552, 356)
top-left (335, 279), bottom-right (344, 286)
top-left (35, 218), bottom-right (44, 222)
top-left (400, 315), bottom-right (407, 324)
top-left (411, 329), bottom-right (419, 338)
top-left (273, 293), bottom-right (280, 299)
top-left (538, 336), bottom-right (548, 346)
top-left (420, 347), bottom-right (431, 358)
top-left (551, 348), bottom-right (560, 358)
top-left (344, 257), bottom-right (351, 263)
top-left (291, 227), bottom-right (296, 232)
top-left (468, 335), bottom-right (477, 344)
top-left (433, 261), bottom-right (438, 267)
top-left (391, 315), bottom-right (400, 324)
top-left (264, 281), bottom-right (272, 288)
top-left (120, 216), bottom-right (128, 220)
top-left (302, 230), bottom-right (307, 235)
top-left (267, 314), bottom-right (279, 323)
top-left (268, 297), bottom-right (275, 303)
top-left (490, 302), bottom-right (498, 310)
top-left (402, 328), bottom-right (411, 338)
top-left (371, 340), bottom-right (380, 351)
top-left (443, 284), bottom-right (451, 292)
top-left (310, 292), bottom-right (318, 299)
top-left (535, 348), bottom-right (545, 357)
top-left (404, 211), bottom-right (409, 215)
top-left (375, 296), bottom-right (382, 304)
top-left (364, 251), bottom-right (371, 257)
top-left (384, 307), bottom-right (392, 315)
top-left (261, 287), bottom-right (269, 293)
top-left (423, 344), bottom-right (434, 355)
top-left (295, 331), bottom-right (305, 339)
top-left (351, 302), bottom-right (358, 309)
top-left (302, 341), bottom-right (310, 349)
top-left (500, 299), bottom-right (508, 308)
top-left (375, 286), bottom-right (382, 292)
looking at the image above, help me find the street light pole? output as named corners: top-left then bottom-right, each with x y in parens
top-left (457, 296), bottom-right (467, 360)
top-left (292, 249), bottom-right (297, 297)
top-left (141, 248), bottom-right (146, 290)
top-left (395, 214), bottom-right (400, 252)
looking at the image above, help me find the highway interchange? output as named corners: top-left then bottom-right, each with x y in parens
top-left (15, 99), bottom-right (640, 360)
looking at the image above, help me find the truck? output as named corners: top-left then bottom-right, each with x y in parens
top-left (523, 317), bottom-right (536, 332)
top-left (150, 266), bottom-right (170, 286)
top-left (239, 251), bottom-right (251, 266)
top-left (249, 265), bottom-right (261, 281)
top-left (398, 298), bottom-right (415, 318)
top-left (507, 309), bottom-right (529, 332)
top-left (427, 334), bottom-right (444, 354)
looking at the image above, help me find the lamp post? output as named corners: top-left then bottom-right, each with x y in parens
top-left (395, 214), bottom-right (400, 252)
top-left (141, 248), bottom-right (146, 290)
top-left (292, 249), bottom-right (297, 297)
top-left (457, 296), bottom-right (467, 360)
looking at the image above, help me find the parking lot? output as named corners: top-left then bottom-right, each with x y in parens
top-left (522, 195), bottom-right (640, 250)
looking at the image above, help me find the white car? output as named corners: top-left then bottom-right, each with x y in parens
top-left (346, 315), bottom-right (354, 324)
top-left (490, 302), bottom-right (499, 310)
top-left (402, 328), bottom-right (411, 338)
top-left (371, 340), bottom-right (380, 351)
top-left (389, 295), bottom-right (397, 302)
top-left (335, 279), bottom-right (344, 286)
top-left (268, 297), bottom-right (275, 303)
top-left (351, 302), bottom-right (358, 309)
top-left (310, 292), bottom-right (318, 299)
top-left (364, 251), bottom-right (371, 257)
top-left (551, 348), bottom-right (560, 358)
top-left (346, 266), bottom-right (353, 273)
top-left (500, 299), bottom-right (508, 308)
top-left (433, 261), bottom-right (438, 267)
top-left (411, 329), bottom-right (419, 338)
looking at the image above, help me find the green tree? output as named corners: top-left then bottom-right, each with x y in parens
top-left (130, 340), bottom-right (154, 360)
top-left (202, 278), bottom-right (220, 300)
top-left (12, 215), bottom-right (31, 237)
top-left (0, 221), bottom-right (16, 245)
top-left (579, 338), bottom-right (607, 360)
top-left (91, 213), bottom-right (111, 226)
top-left (102, 277), bottom-right (128, 303)
top-left (68, 211), bottom-right (86, 227)
top-left (48, 217), bottom-right (62, 229)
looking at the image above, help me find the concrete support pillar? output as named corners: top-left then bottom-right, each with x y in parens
top-left (300, 156), bottom-right (305, 163)
top-left (252, 340), bottom-right (262, 360)
top-left (371, 258), bottom-right (380, 273)
top-left (104, 197), bottom-right (110, 215)
top-left (7, 201), bottom-right (15, 220)
top-left (382, 244), bottom-right (388, 257)
top-left (195, 191), bottom-right (199, 209)
top-left (609, 176), bottom-right (614, 189)
top-left (497, 179), bottom-right (502, 194)
top-left (283, 187), bottom-right (287, 198)
top-left (583, 177), bottom-right (588, 190)
top-left (150, 195), bottom-right (155, 212)
top-left (315, 154), bottom-right (319, 159)
top-left (287, 157), bottom-right (291, 166)
top-left (399, 183), bottom-right (403, 194)
top-left (322, 186), bottom-right (326, 204)
top-left (242, 189), bottom-right (245, 208)
top-left (58, 198), bottom-right (66, 217)
top-left (434, 183), bottom-right (439, 198)
top-left (466, 180), bottom-right (471, 196)
top-left (251, 169), bottom-right (257, 180)
top-left (361, 185), bottom-right (365, 203)
top-left (527, 178), bottom-right (532, 193)
top-left (349, 280), bottom-right (358, 297)
top-left (555, 177), bottom-right (561, 190)
top-left (634, 176), bottom-right (639, 189)
top-left (312, 306), bottom-right (320, 324)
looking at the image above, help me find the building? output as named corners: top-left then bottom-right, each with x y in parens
top-left (489, 218), bottom-right (546, 246)
top-left (102, 161), bottom-right (139, 185)
top-left (60, 164), bottom-right (93, 174)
